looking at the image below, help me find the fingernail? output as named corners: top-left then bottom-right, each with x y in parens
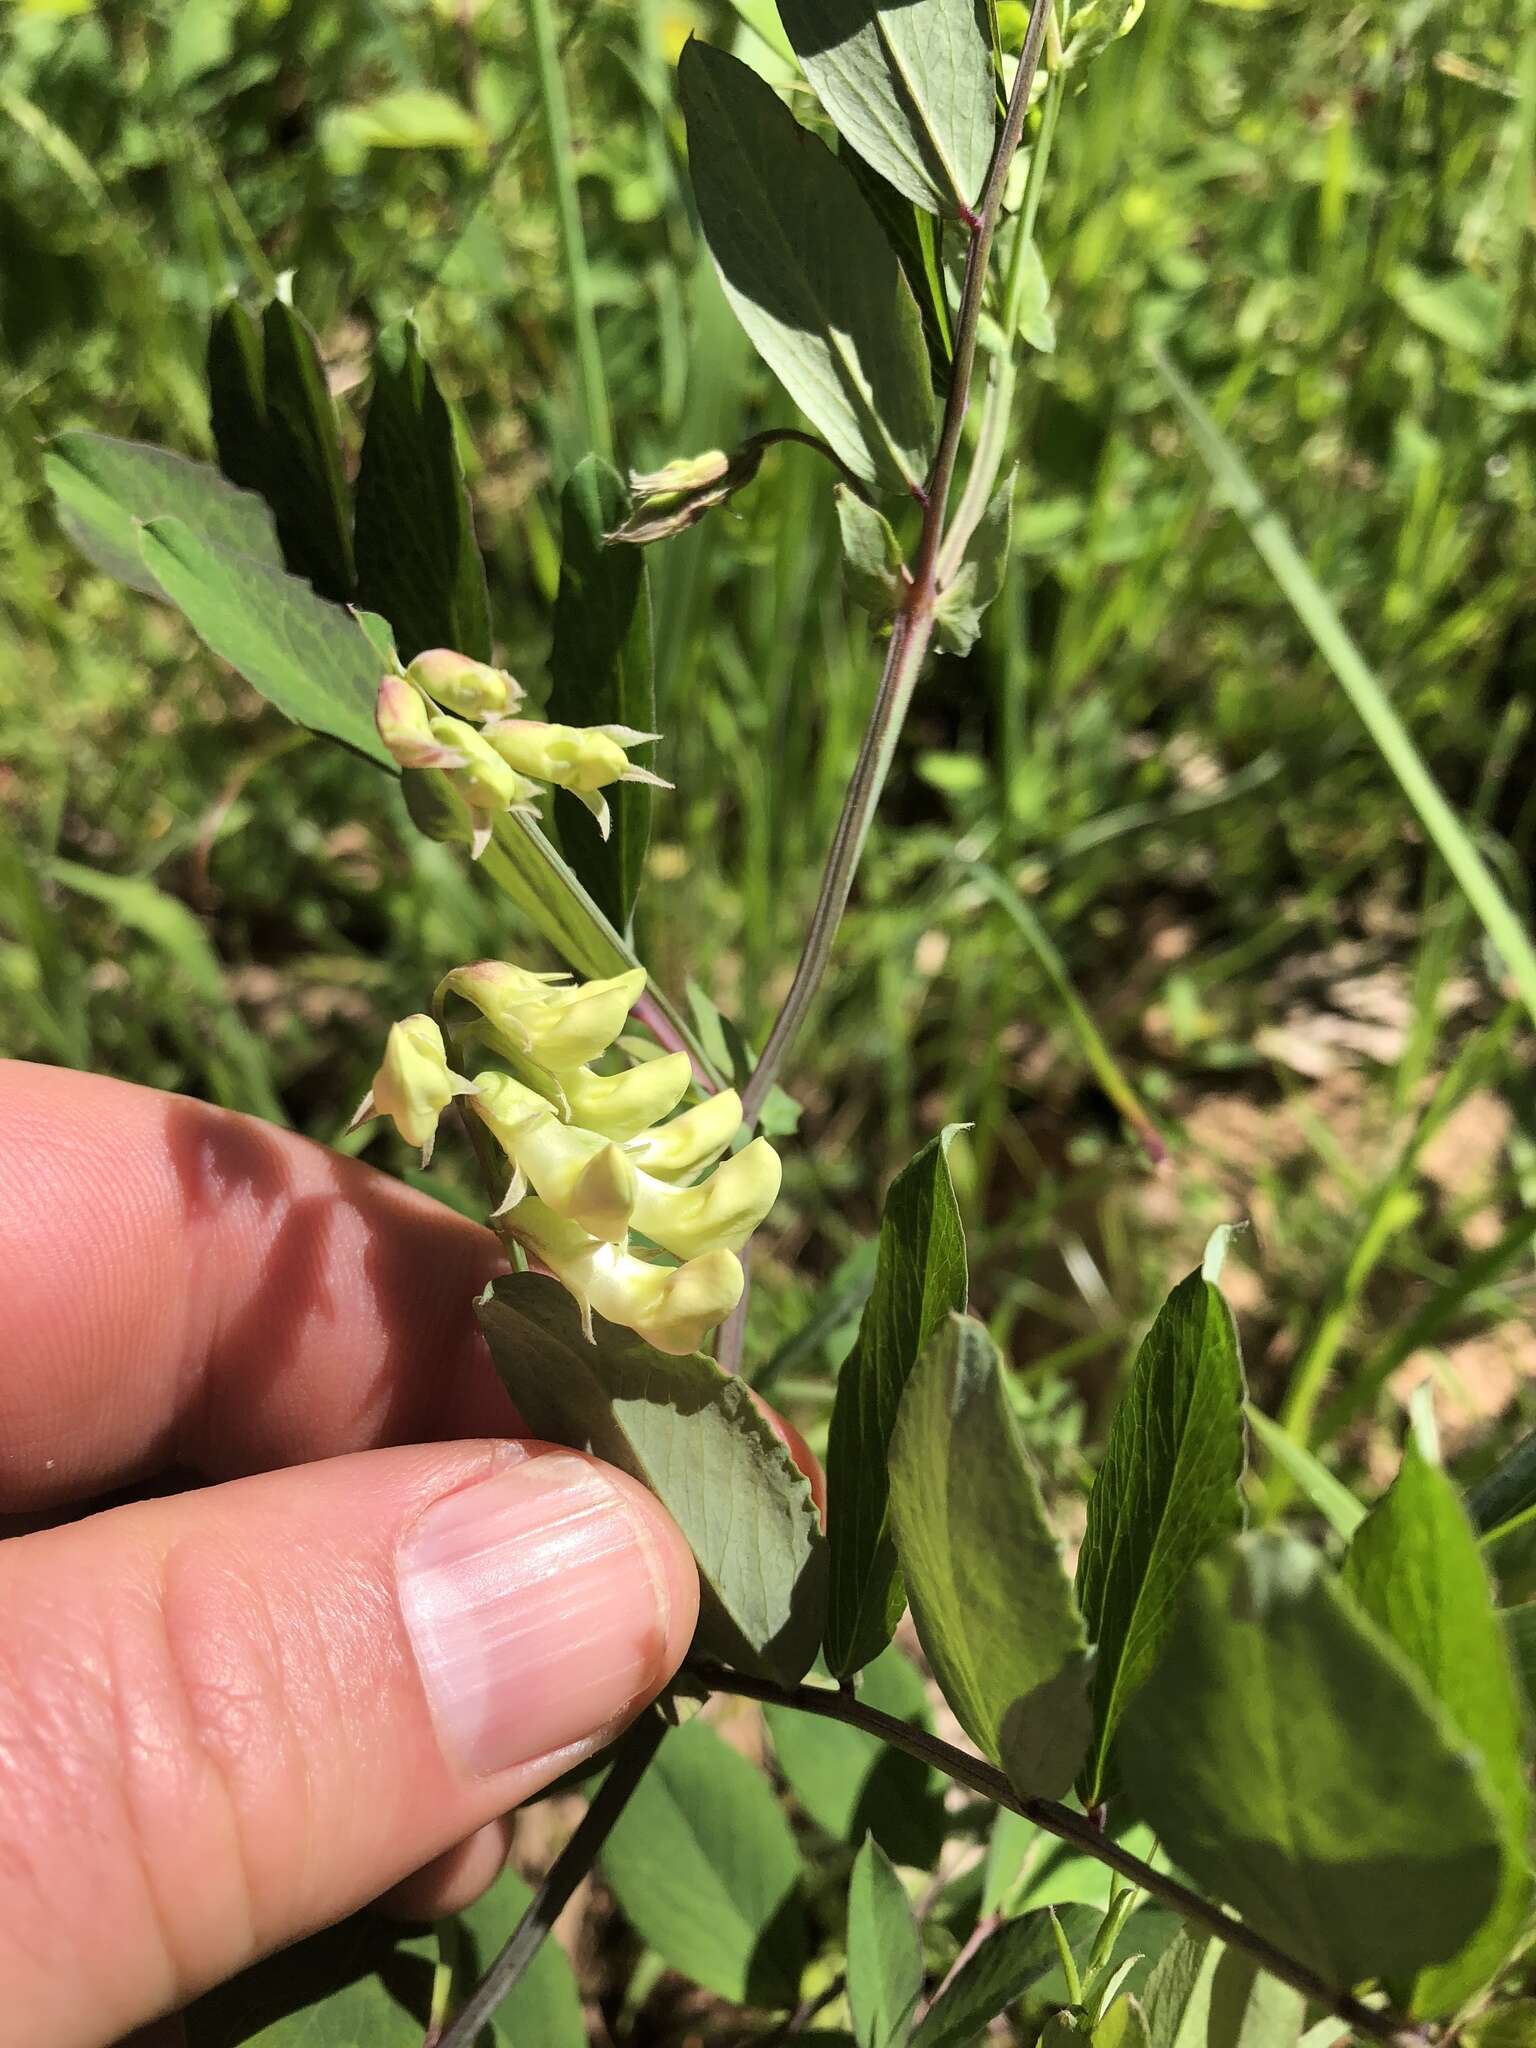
top-left (398, 1453), bottom-right (669, 1778)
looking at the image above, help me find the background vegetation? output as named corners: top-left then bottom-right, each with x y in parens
top-left (3, 0), bottom-right (1533, 1597)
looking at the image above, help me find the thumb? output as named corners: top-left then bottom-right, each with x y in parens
top-left (0, 1441), bottom-right (697, 2047)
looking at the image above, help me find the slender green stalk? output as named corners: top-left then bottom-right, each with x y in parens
top-left (740, 0), bottom-right (1055, 1127)
top-left (527, 0), bottom-right (614, 461)
top-left (1146, 338), bottom-right (1536, 1035)
top-left (966, 861), bottom-right (1166, 1165)
top-left (939, 1), bottom-right (1070, 582)
top-left (689, 1663), bottom-right (1424, 2048)
top-left (436, 1710), bottom-right (665, 2048)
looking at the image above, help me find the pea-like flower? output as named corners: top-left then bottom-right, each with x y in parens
top-left (366, 965), bottom-right (779, 1354)
top-left (349, 1014), bottom-right (477, 1165)
top-left (482, 720), bottom-right (671, 841)
top-left (441, 962), bottom-right (648, 1072)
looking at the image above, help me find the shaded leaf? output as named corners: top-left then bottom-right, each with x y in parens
top-left (1342, 1439), bottom-right (1531, 2015)
top-left (934, 467), bottom-right (1013, 655)
top-left (1469, 1427), bottom-right (1536, 1543)
top-left (208, 299), bottom-right (356, 601)
top-left (478, 1274), bottom-right (825, 1682)
top-left (1118, 1532), bottom-right (1506, 1989)
top-left (778, 0), bottom-right (997, 218)
top-left (184, 1915), bottom-right (429, 2046)
top-left (1075, 1267), bottom-right (1247, 1803)
top-left (679, 38), bottom-right (935, 493)
top-left (1139, 1927), bottom-right (1304, 2048)
top-left (847, 1837), bottom-right (923, 2048)
top-left (135, 516), bottom-right (392, 767)
top-left (601, 1717), bottom-right (808, 2007)
top-left (765, 1645), bottom-right (947, 1866)
top-left (825, 1128), bottom-right (969, 1678)
top-left (45, 429), bottom-right (282, 594)
top-left (836, 483), bottom-right (905, 624)
top-left (888, 1313), bottom-right (1091, 1797)
top-left (842, 149), bottom-right (955, 373)
top-left (913, 1907), bottom-right (1093, 2048)
top-left (454, 1868), bottom-right (586, 2047)
top-left (547, 456), bottom-right (656, 935)
top-left (353, 317), bottom-right (492, 664)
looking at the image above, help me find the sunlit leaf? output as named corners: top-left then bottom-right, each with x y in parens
top-left (847, 1836), bottom-right (923, 2048)
top-left (888, 1313), bottom-right (1091, 1797)
top-left (679, 38), bottom-right (935, 493)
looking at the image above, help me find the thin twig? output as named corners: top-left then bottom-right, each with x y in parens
top-left (687, 1663), bottom-right (1426, 2048)
top-left (434, 1709), bottom-right (666, 2048)
top-left (739, 0), bottom-right (1054, 1128)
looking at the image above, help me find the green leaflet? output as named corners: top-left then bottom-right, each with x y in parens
top-left (546, 456), bottom-right (657, 935)
top-left (778, 0), bottom-right (997, 219)
top-left (764, 1645), bottom-right (947, 1867)
top-left (353, 317), bottom-right (492, 664)
top-left (1138, 1926), bottom-right (1304, 2048)
top-left (1118, 1532), bottom-right (1507, 1991)
top-left (887, 1313), bottom-right (1091, 1798)
top-left (1245, 1403), bottom-right (1364, 1543)
top-left (825, 1128), bottom-right (969, 1678)
top-left (679, 38), bottom-right (935, 494)
top-left (478, 1273), bottom-right (825, 1683)
top-left (601, 1717), bottom-right (809, 2007)
top-left (835, 483), bottom-right (906, 625)
top-left (1342, 1440), bottom-right (1532, 2016)
top-left (934, 466), bottom-right (1013, 655)
top-left (1075, 1268), bottom-right (1247, 1803)
top-left (912, 1907), bottom-right (1094, 2048)
top-left (45, 428), bottom-right (283, 594)
top-left (453, 1868), bottom-right (586, 2047)
top-left (847, 1837), bottom-right (923, 2048)
top-left (135, 515), bottom-right (393, 768)
top-left (208, 297), bottom-right (356, 601)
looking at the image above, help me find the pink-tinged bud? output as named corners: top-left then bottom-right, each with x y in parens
top-left (407, 648), bottom-right (523, 719)
top-left (375, 675), bottom-right (467, 770)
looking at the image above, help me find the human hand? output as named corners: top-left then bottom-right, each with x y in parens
top-left (0, 1060), bottom-right (700, 2047)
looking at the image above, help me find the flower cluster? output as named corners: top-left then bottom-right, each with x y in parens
top-left (375, 648), bottom-right (669, 858)
top-left (353, 962), bottom-right (779, 1356)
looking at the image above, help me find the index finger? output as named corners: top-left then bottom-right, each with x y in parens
top-left (0, 1060), bottom-right (514, 1509)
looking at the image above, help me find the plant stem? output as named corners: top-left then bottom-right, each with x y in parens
top-left (688, 1663), bottom-right (1425, 2048)
top-left (435, 1709), bottom-right (665, 2048)
top-left (740, 0), bottom-right (1054, 1127)
top-left (526, 0), bottom-right (614, 462)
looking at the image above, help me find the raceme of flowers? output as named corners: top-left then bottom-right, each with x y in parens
top-left (375, 647), bottom-right (670, 857)
top-left (352, 963), bottom-right (780, 1356)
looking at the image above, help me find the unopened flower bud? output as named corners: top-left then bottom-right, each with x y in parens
top-left (562, 1051), bottom-right (693, 1141)
top-left (445, 962), bottom-right (646, 1072)
top-left (375, 675), bottom-right (468, 770)
top-left (610, 439), bottom-right (768, 546)
top-left (624, 1087), bottom-right (744, 1181)
top-left (408, 648), bottom-right (523, 720)
top-left (629, 450), bottom-right (732, 498)
top-left (630, 1136), bottom-right (781, 1259)
top-left (351, 1013), bottom-right (476, 1164)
